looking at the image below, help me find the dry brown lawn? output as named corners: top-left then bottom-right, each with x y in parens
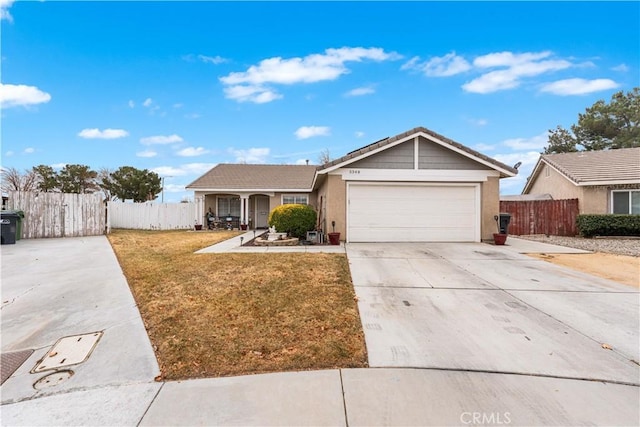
top-left (528, 252), bottom-right (640, 288)
top-left (107, 229), bottom-right (368, 380)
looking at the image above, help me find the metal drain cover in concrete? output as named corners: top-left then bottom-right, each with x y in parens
top-left (1, 349), bottom-right (34, 385)
top-left (31, 331), bottom-right (103, 373)
top-left (33, 370), bottom-right (74, 390)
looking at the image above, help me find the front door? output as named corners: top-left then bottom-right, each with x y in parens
top-left (256, 196), bottom-right (269, 228)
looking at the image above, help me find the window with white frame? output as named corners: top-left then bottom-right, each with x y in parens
top-left (217, 196), bottom-right (241, 217)
top-left (611, 190), bottom-right (640, 214)
top-left (282, 195), bottom-right (308, 205)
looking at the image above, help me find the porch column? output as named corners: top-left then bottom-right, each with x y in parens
top-left (240, 195), bottom-right (249, 225)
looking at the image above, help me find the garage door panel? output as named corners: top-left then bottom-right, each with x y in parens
top-left (348, 184), bottom-right (478, 242)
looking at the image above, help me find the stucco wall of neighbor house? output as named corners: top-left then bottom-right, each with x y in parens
top-left (527, 163), bottom-right (582, 199)
top-left (581, 187), bottom-right (609, 214)
top-left (483, 176), bottom-right (500, 240)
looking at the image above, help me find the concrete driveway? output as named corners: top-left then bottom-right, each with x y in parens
top-left (1, 237), bottom-right (161, 425)
top-left (2, 236), bottom-right (638, 426)
top-left (347, 241), bottom-right (639, 408)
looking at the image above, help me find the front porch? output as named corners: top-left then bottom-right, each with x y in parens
top-left (198, 193), bottom-right (273, 230)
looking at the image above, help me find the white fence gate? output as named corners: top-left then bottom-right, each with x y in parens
top-left (107, 200), bottom-right (201, 231)
top-left (5, 191), bottom-right (105, 239)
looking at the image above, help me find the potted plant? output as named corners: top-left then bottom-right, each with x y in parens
top-left (493, 215), bottom-right (507, 245)
top-left (240, 222), bottom-right (248, 231)
top-left (328, 220), bottom-right (340, 245)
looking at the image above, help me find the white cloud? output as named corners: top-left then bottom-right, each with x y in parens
top-left (468, 118), bottom-right (488, 126)
top-left (51, 163), bottom-right (67, 170)
top-left (151, 166), bottom-right (188, 177)
top-left (473, 51), bottom-right (552, 68)
top-left (173, 103), bottom-right (183, 109)
top-left (539, 78), bottom-right (619, 95)
top-left (402, 52), bottom-right (471, 77)
top-left (164, 183), bottom-right (186, 193)
top-left (345, 86), bottom-right (375, 97)
top-left (5, 150), bottom-right (14, 157)
top-left (295, 158), bottom-right (313, 165)
top-left (198, 54), bottom-right (228, 65)
top-left (462, 51), bottom-right (572, 94)
top-left (182, 163), bottom-right (217, 175)
top-left (494, 150), bottom-right (543, 195)
top-left (0, 83), bottom-right (51, 108)
top-left (502, 132), bottom-right (549, 150)
top-left (140, 134), bottom-right (183, 145)
top-left (23, 147), bottom-right (34, 154)
top-left (136, 150), bottom-right (157, 158)
top-left (228, 147), bottom-right (270, 163)
top-left (143, 98), bottom-right (153, 107)
top-left (220, 47), bottom-right (401, 103)
top-left (1, 0), bottom-right (14, 21)
top-left (78, 128), bottom-right (129, 139)
top-left (355, 131), bottom-right (365, 138)
top-left (184, 113), bottom-right (202, 119)
top-left (295, 126), bottom-right (331, 140)
top-left (223, 85), bottom-right (282, 104)
top-left (128, 100), bottom-right (135, 108)
top-left (177, 146), bottom-right (210, 157)
top-left (612, 63), bottom-right (629, 72)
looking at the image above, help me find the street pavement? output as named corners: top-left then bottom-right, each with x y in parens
top-left (1, 235), bottom-right (638, 426)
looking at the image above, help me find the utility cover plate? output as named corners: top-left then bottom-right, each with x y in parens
top-left (1, 349), bottom-right (34, 385)
top-left (31, 331), bottom-right (103, 373)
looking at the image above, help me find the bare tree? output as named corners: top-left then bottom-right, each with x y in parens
top-left (1, 167), bottom-right (37, 192)
top-left (96, 167), bottom-right (115, 201)
top-left (318, 148), bottom-right (331, 165)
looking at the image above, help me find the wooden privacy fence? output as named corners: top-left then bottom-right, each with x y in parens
top-left (107, 200), bottom-right (201, 231)
top-left (500, 199), bottom-right (579, 236)
top-left (5, 191), bottom-right (105, 239)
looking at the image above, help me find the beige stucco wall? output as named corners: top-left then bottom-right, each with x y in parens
top-left (323, 174), bottom-right (347, 239)
top-left (482, 176), bottom-right (500, 241)
top-left (526, 164), bottom-right (616, 214)
top-left (527, 165), bottom-right (581, 200)
top-left (581, 187), bottom-right (608, 214)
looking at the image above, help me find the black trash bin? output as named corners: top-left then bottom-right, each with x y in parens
top-left (1, 211), bottom-right (20, 244)
top-left (498, 213), bottom-right (512, 234)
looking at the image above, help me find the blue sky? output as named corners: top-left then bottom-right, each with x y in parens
top-left (2, 1), bottom-right (639, 202)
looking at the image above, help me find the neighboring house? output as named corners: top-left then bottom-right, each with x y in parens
top-left (186, 126), bottom-right (517, 242)
top-left (521, 148), bottom-right (640, 215)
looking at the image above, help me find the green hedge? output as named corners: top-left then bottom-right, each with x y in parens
top-left (268, 204), bottom-right (317, 239)
top-left (576, 214), bottom-right (640, 237)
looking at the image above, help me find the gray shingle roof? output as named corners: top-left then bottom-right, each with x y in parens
top-left (186, 164), bottom-right (318, 190)
top-left (542, 147), bottom-right (640, 184)
top-left (318, 126), bottom-right (518, 176)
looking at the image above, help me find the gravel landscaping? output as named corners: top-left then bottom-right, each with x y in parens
top-left (515, 235), bottom-right (640, 257)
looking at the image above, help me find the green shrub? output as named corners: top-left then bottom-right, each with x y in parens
top-left (576, 214), bottom-right (640, 237)
top-left (268, 204), bottom-right (317, 239)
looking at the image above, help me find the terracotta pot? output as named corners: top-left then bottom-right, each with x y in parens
top-left (328, 232), bottom-right (341, 245)
top-left (240, 224), bottom-right (248, 230)
top-left (493, 233), bottom-right (507, 245)
top-left (194, 224), bottom-right (203, 231)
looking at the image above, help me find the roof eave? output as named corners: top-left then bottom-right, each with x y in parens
top-left (576, 179), bottom-right (640, 186)
top-left (318, 129), bottom-right (517, 177)
top-left (186, 187), bottom-right (315, 193)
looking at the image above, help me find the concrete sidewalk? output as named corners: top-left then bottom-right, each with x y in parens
top-left (1, 236), bottom-right (638, 426)
top-left (195, 229), bottom-right (346, 253)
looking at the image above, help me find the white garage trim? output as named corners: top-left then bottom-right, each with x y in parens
top-left (347, 182), bottom-right (481, 243)
top-left (336, 168), bottom-right (499, 182)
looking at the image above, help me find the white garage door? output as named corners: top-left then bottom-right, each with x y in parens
top-left (348, 183), bottom-right (479, 242)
